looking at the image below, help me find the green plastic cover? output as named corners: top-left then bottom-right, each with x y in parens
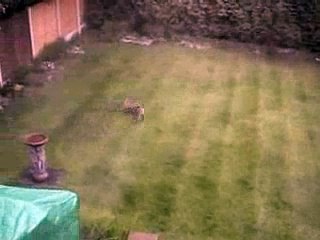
top-left (0, 185), bottom-right (79, 240)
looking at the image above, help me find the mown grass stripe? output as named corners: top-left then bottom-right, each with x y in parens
top-left (213, 66), bottom-right (260, 240)
top-left (255, 66), bottom-right (294, 240)
top-left (117, 100), bottom-right (199, 232)
top-left (286, 68), bottom-right (320, 240)
top-left (73, 47), bottom-right (178, 221)
top-left (167, 72), bottom-right (237, 240)
top-left (114, 50), bottom-right (209, 233)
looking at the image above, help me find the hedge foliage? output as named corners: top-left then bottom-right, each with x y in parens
top-left (102, 0), bottom-right (320, 51)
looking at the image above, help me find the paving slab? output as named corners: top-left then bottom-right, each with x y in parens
top-left (128, 232), bottom-right (159, 240)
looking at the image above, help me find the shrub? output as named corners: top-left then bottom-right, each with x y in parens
top-left (12, 65), bottom-right (33, 85)
top-left (0, 80), bottom-right (14, 98)
top-left (85, 10), bottom-right (105, 30)
top-left (164, 25), bottom-right (172, 39)
top-left (131, 12), bottom-right (148, 35)
top-left (106, 0), bottom-right (320, 51)
top-left (37, 38), bottom-right (68, 62)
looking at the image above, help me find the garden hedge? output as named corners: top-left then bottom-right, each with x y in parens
top-left (102, 0), bottom-right (320, 51)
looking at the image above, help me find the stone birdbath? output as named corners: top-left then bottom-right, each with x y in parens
top-left (23, 133), bottom-right (49, 182)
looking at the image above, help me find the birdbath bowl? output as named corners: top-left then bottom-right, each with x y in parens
top-left (23, 133), bottom-right (49, 182)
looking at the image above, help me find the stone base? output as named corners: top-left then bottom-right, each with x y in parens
top-left (128, 232), bottom-right (159, 240)
top-left (20, 168), bottom-right (65, 188)
top-left (32, 171), bottom-right (49, 182)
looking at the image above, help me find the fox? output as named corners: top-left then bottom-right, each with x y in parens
top-left (122, 97), bottom-right (144, 121)
top-left (128, 105), bottom-right (144, 121)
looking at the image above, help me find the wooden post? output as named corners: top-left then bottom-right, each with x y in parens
top-left (0, 63), bottom-right (3, 88)
top-left (55, 0), bottom-right (62, 37)
top-left (27, 7), bottom-right (36, 58)
top-left (76, 0), bottom-right (81, 34)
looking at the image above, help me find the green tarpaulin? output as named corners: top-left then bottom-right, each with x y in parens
top-left (0, 185), bottom-right (79, 240)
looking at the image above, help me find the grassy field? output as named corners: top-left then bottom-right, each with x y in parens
top-left (1, 42), bottom-right (320, 240)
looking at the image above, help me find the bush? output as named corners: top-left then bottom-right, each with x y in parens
top-left (164, 25), bottom-right (172, 39)
top-left (108, 0), bottom-right (320, 51)
top-left (37, 38), bottom-right (68, 62)
top-left (0, 80), bottom-right (14, 97)
top-left (12, 65), bottom-right (33, 85)
top-left (131, 12), bottom-right (148, 35)
top-left (85, 10), bottom-right (105, 30)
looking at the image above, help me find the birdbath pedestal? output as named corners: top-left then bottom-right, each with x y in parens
top-left (23, 133), bottom-right (49, 182)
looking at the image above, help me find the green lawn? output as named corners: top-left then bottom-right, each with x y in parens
top-left (1, 42), bottom-right (320, 240)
